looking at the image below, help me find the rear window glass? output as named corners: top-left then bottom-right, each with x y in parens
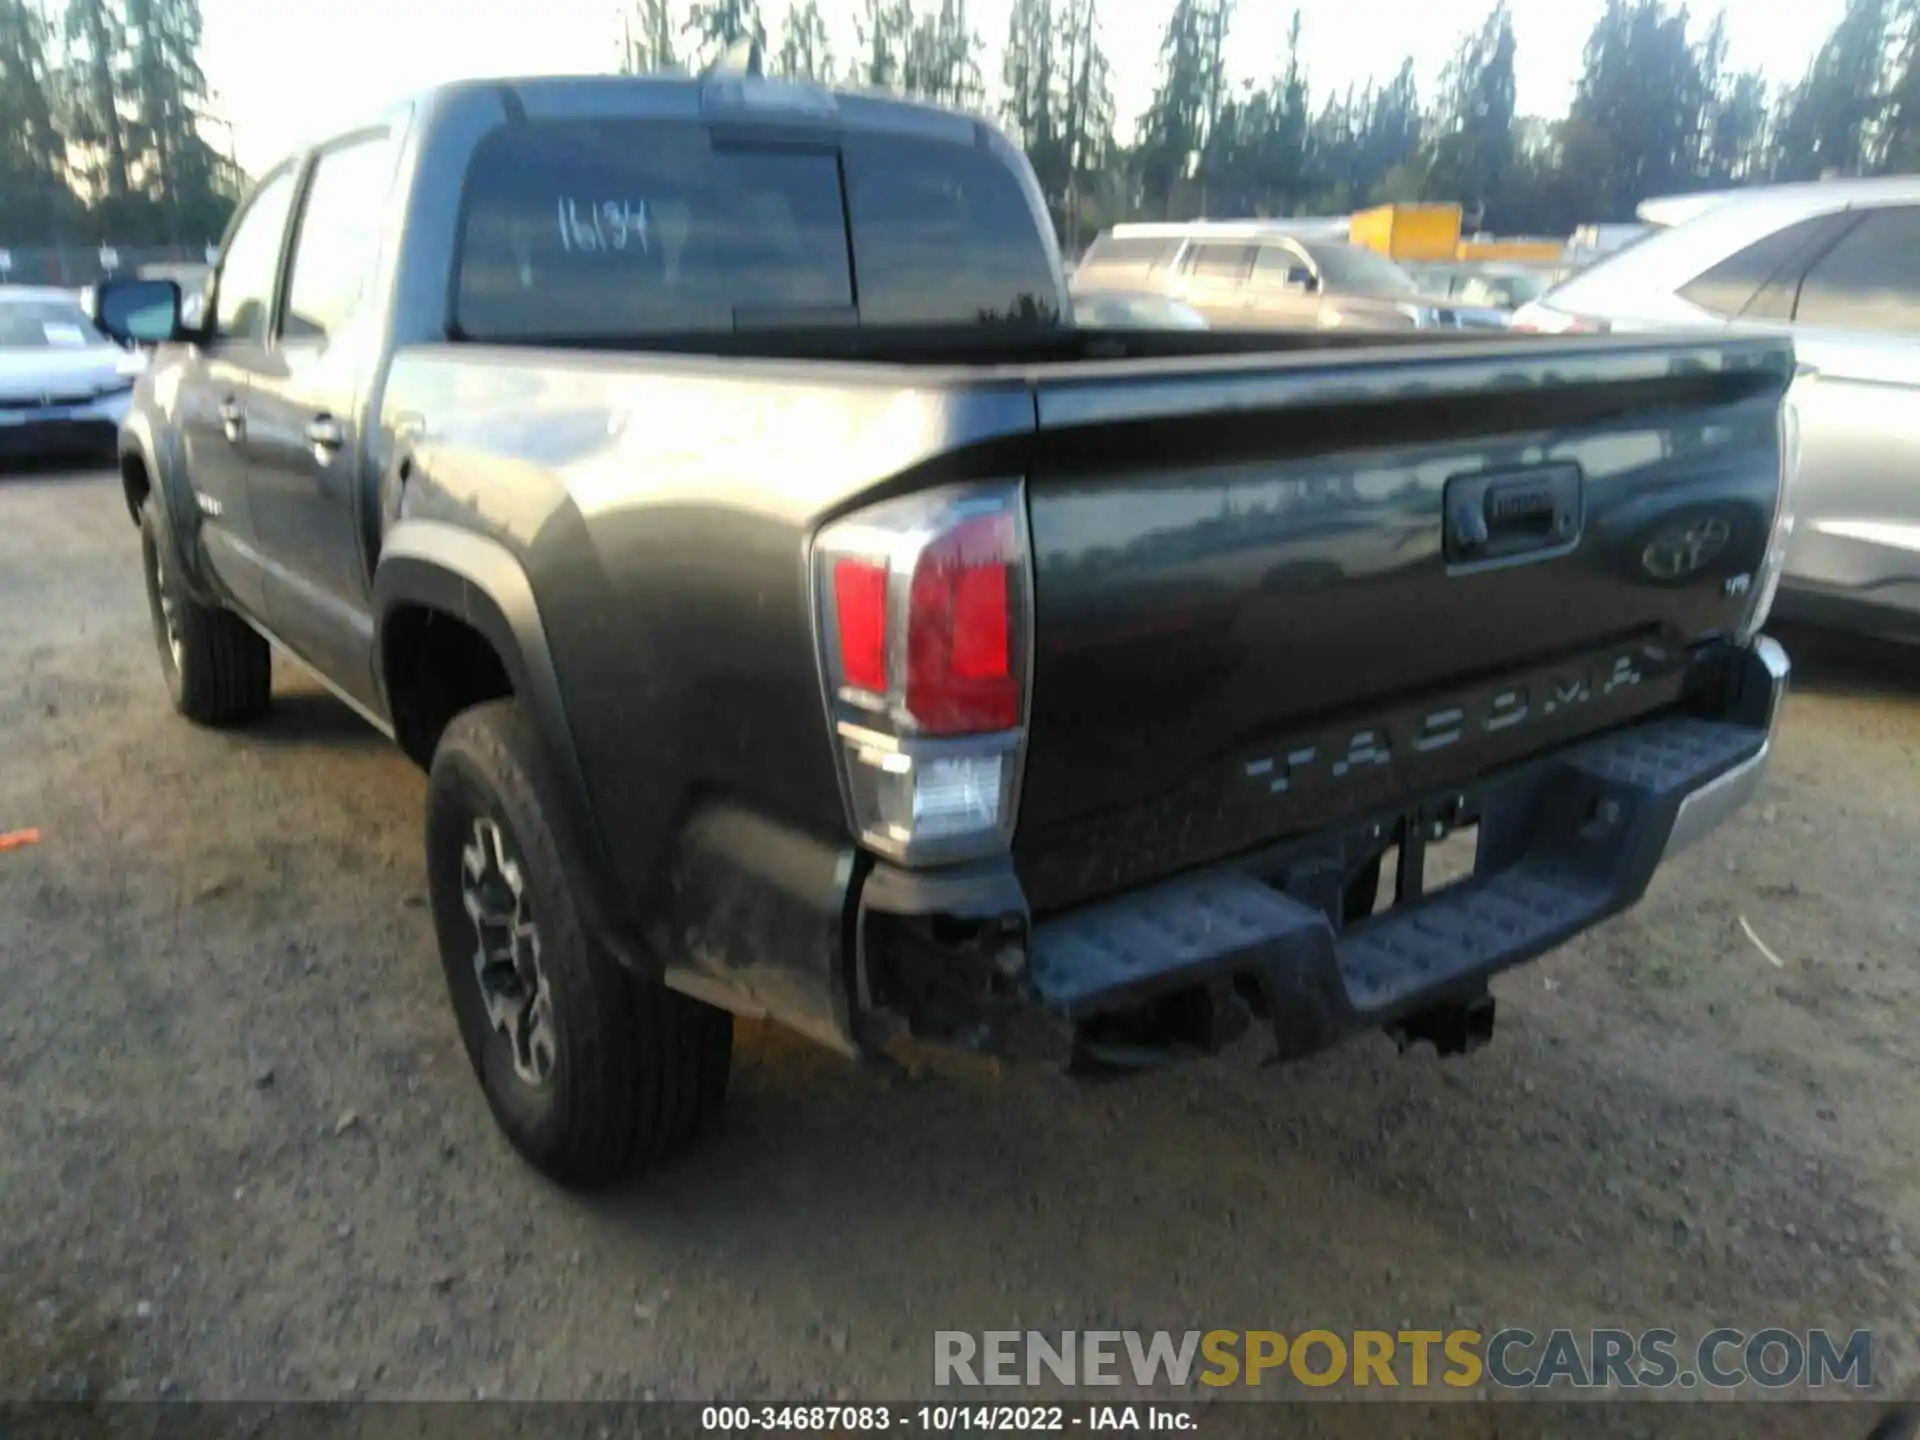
top-left (840, 131), bottom-right (1060, 327)
top-left (454, 119), bottom-right (1059, 340)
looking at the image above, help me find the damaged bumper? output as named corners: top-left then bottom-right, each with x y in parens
top-left (853, 637), bottom-right (1790, 1067)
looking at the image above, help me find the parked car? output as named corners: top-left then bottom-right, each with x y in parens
top-left (1071, 289), bottom-right (1209, 329)
top-left (0, 286), bottom-right (144, 463)
top-left (1562, 222), bottom-right (1653, 270)
top-left (1514, 175), bottom-right (1920, 642)
top-left (94, 68), bottom-right (1793, 1189)
top-left (1072, 221), bottom-right (1473, 331)
top-left (1408, 261), bottom-right (1555, 328)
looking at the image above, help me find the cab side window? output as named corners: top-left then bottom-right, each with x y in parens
top-left (283, 134), bottom-right (399, 347)
top-left (213, 169), bottom-right (299, 345)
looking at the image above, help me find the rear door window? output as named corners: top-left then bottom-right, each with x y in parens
top-left (1677, 211), bottom-right (1852, 321)
top-left (454, 119), bottom-right (1060, 340)
top-left (283, 133), bottom-right (398, 346)
top-left (1793, 207), bottom-right (1920, 334)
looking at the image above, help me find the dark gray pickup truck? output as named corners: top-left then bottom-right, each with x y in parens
top-left (93, 65), bottom-right (1799, 1189)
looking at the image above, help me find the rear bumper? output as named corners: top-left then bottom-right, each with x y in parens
top-left (1659, 646), bottom-right (1783, 859)
top-left (853, 637), bottom-right (1789, 1064)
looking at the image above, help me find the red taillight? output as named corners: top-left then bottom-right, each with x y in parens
top-left (833, 558), bottom-right (890, 694)
top-left (813, 483), bottom-right (1030, 865)
top-left (907, 511), bottom-right (1018, 734)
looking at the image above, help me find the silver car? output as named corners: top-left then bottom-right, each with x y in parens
top-left (1406, 261), bottom-right (1555, 328)
top-left (1072, 221), bottom-right (1468, 332)
top-left (1513, 176), bottom-right (1920, 641)
top-left (0, 286), bottom-right (144, 464)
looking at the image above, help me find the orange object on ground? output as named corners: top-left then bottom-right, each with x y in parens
top-left (0, 828), bottom-right (42, 851)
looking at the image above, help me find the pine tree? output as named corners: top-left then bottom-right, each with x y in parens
top-left (1566, 0), bottom-right (1712, 219)
top-left (1359, 60), bottom-right (1424, 204)
top-left (1055, 0), bottom-right (1113, 250)
top-left (684, 0), bottom-right (766, 67)
top-left (61, 0), bottom-right (130, 208)
top-left (850, 0), bottom-right (913, 90)
top-left (1769, 0), bottom-right (1890, 177)
top-left (901, 0), bottom-right (983, 109)
top-left (123, 0), bottom-right (223, 241)
top-left (1883, 0), bottom-right (1920, 167)
top-left (620, 0), bottom-right (679, 74)
top-left (1135, 0), bottom-right (1212, 216)
top-left (0, 0), bottom-right (70, 239)
top-left (1426, 1), bottom-right (1518, 225)
top-left (773, 0), bottom-right (832, 80)
top-left (999, 0), bottom-right (1055, 162)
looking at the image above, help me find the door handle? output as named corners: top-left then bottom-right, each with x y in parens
top-left (305, 415), bottom-right (344, 463)
top-left (217, 398), bottom-right (244, 443)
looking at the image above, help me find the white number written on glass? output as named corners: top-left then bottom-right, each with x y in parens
top-left (556, 198), bottom-right (650, 254)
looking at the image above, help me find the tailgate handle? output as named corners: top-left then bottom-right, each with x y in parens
top-left (1445, 465), bottom-right (1583, 566)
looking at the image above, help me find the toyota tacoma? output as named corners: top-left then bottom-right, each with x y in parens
top-left (94, 63), bottom-right (1799, 1187)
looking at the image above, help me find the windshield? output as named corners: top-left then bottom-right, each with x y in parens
top-left (1302, 243), bottom-right (1420, 298)
top-left (0, 298), bottom-right (107, 350)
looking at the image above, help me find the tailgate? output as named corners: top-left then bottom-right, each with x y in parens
top-left (1015, 336), bottom-right (1793, 912)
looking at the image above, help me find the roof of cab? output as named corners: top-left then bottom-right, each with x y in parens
top-left (329, 71), bottom-right (1001, 164)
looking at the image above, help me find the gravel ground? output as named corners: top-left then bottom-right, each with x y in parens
top-left (2, 466), bottom-right (1917, 1418)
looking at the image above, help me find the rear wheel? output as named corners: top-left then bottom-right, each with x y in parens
top-left (425, 700), bottom-right (732, 1187)
top-left (139, 497), bottom-right (271, 725)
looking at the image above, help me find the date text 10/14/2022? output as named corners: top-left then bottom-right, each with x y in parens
top-left (699, 1406), bottom-right (1195, 1432)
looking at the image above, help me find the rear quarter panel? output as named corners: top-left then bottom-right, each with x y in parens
top-left (380, 345), bottom-right (1036, 916)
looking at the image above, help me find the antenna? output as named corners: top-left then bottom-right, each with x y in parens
top-left (703, 34), bottom-right (764, 79)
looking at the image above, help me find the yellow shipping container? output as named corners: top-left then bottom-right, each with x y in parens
top-left (1347, 203), bottom-right (1463, 262)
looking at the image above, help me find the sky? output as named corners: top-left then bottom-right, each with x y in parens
top-left (198, 0), bottom-right (1849, 176)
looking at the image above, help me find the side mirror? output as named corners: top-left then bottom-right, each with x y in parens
top-left (92, 278), bottom-right (184, 347)
top-left (1285, 266), bottom-right (1318, 293)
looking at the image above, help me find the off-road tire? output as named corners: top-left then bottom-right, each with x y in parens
top-left (425, 699), bottom-right (733, 1188)
top-left (139, 497), bottom-right (271, 725)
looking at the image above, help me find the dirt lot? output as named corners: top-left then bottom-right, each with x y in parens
top-left (2, 465), bottom-right (1917, 1413)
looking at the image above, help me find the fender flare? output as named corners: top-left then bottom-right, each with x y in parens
top-left (372, 521), bottom-right (646, 969)
top-left (119, 407), bottom-right (218, 602)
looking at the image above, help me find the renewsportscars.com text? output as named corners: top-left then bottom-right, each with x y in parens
top-left (933, 1328), bottom-right (1874, 1392)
